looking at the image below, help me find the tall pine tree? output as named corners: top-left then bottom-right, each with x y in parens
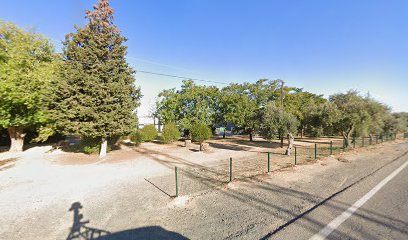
top-left (54, 0), bottom-right (141, 158)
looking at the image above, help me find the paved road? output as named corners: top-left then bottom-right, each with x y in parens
top-left (265, 149), bottom-right (408, 240)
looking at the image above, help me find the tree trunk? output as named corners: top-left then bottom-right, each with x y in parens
top-left (285, 133), bottom-right (294, 155)
top-left (249, 128), bottom-right (253, 142)
top-left (280, 136), bottom-right (284, 148)
top-left (223, 128), bottom-right (226, 139)
top-left (301, 127), bottom-right (304, 139)
top-left (342, 125), bottom-right (354, 149)
top-left (8, 127), bottom-right (26, 152)
top-left (99, 137), bottom-right (107, 159)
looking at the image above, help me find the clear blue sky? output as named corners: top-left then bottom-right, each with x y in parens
top-left (2, 0), bottom-right (407, 117)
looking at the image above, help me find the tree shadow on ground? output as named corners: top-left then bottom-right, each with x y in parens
top-left (137, 143), bottom-right (408, 239)
top-left (66, 202), bottom-right (188, 240)
top-left (208, 139), bottom-right (286, 154)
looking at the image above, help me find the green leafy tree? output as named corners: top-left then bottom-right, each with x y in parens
top-left (363, 96), bottom-right (391, 137)
top-left (156, 80), bottom-right (219, 136)
top-left (219, 79), bottom-right (280, 141)
top-left (261, 102), bottom-right (299, 155)
top-left (0, 21), bottom-right (56, 152)
top-left (283, 89), bottom-right (327, 137)
top-left (392, 112), bottom-right (408, 133)
top-left (53, 0), bottom-right (141, 158)
top-left (191, 122), bottom-right (212, 151)
top-left (219, 83), bottom-right (257, 140)
top-left (330, 91), bottom-right (372, 148)
top-left (302, 101), bottom-right (340, 137)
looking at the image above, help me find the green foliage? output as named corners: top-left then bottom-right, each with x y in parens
top-left (130, 130), bottom-right (143, 146)
top-left (0, 21), bottom-right (57, 137)
top-left (139, 124), bottom-right (157, 142)
top-left (161, 123), bottom-right (180, 143)
top-left (219, 83), bottom-right (258, 131)
top-left (283, 89), bottom-right (329, 136)
top-left (392, 112), bottom-right (408, 133)
top-left (191, 122), bottom-right (212, 143)
top-left (52, 1), bottom-right (141, 146)
top-left (329, 91), bottom-right (394, 147)
top-left (83, 143), bottom-right (100, 154)
top-left (261, 102), bottom-right (299, 140)
top-left (66, 137), bottom-right (102, 154)
top-left (156, 80), bottom-right (220, 133)
top-left (302, 101), bottom-right (340, 137)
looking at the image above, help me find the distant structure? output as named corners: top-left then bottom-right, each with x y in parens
top-left (138, 115), bottom-right (163, 132)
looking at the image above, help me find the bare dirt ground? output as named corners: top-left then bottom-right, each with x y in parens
top-left (0, 136), bottom-right (406, 239)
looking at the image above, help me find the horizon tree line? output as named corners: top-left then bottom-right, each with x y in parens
top-left (1, 0), bottom-right (407, 157)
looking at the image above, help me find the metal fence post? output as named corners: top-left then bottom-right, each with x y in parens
top-left (330, 141), bottom-right (333, 155)
top-left (267, 152), bottom-right (270, 173)
top-left (295, 146), bottom-right (297, 165)
top-left (314, 143), bottom-right (317, 159)
top-left (175, 166), bottom-right (179, 197)
top-left (229, 157), bottom-right (232, 182)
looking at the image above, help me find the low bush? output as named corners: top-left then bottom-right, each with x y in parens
top-left (162, 123), bottom-right (180, 143)
top-left (140, 124), bottom-right (158, 142)
top-left (130, 131), bottom-right (143, 146)
top-left (191, 122), bottom-right (212, 143)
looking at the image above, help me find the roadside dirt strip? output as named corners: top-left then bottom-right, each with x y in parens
top-left (0, 141), bottom-right (407, 239)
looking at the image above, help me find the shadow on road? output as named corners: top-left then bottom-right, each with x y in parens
top-left (66, 202), bottom-right (188, 240)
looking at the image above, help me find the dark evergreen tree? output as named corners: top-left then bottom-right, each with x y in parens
top-left (53, 0), bottom-right (141, 158)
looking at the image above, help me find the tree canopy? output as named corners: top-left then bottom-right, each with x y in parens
top-left (156, 80), bottom-right (219, 135)
top-left (52, 0), bottom-right (141, 157)
top-left (0, 21), bottom-right (57, 151)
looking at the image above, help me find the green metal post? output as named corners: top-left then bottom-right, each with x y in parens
top-left (175, 166), bottom-right (178, 197)
top-left (294, 146), bottom-right (297, 165)
top-left (267, 152), bottom-right (270, 173)
top-left (330, 141), bottom-right (333, 155)
top-left (229, 157), bottom-right (232, 182)
top-left (314, 143), bottom-right (317, 159)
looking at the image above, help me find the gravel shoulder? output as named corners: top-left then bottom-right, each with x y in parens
top-left (0, 139), bottom-right (406, 239)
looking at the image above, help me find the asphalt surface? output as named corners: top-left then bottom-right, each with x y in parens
top-left (265, 145), bottom-right (408, 240)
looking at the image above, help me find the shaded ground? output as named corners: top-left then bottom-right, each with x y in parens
top-left (0, 136), bottom-right (406, 239)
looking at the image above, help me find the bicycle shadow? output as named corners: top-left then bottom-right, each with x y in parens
top-left (66, 202), bottom-right (188, 240)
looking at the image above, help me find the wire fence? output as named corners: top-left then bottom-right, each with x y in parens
top-left (145, 132), bottom-right (408, 197)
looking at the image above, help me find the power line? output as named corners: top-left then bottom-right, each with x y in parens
top-left (135, 70), bottom-right (229, 85)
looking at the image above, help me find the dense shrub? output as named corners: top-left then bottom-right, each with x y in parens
top-left (81, 137), bottom-right (111, 154)
top-left (162, 123), bottom-right (180, 143)
top-left (140, 124), bottom-right (158, 142)
top-left (130, 131), bottom-right (143, 146)
top-left (191, 122), bottom-right (212, 143)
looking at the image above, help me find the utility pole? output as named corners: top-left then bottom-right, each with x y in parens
top-left (281, 80), bottom-right (284, 112)
top-left (280, 79), bottom-right (284, 148)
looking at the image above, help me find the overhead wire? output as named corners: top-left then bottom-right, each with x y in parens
top-left (135, 70), bottom-right (230, 85)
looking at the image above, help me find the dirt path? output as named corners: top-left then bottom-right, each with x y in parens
top-left (0, 139), bottom-right (406, 239)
